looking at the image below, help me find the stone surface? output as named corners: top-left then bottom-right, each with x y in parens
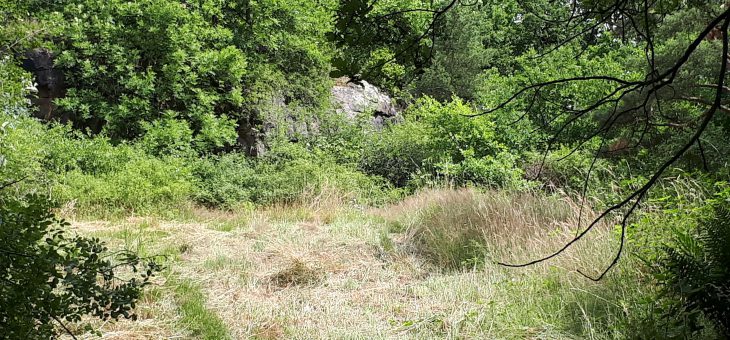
top-left (330, 77), bottom-right (400, 128)
top-left (21, 48), bottom-right (67, 121)
top-left (237, 78), bottom-right (402, 156)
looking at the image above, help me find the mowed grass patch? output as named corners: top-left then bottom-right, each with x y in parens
top-left (67, 189), bottom-right (666, 339)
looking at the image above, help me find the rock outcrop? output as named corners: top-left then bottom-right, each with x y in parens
top-left (330, 77), bottom-right (401, 128)
top-left (237, 78), bottom-right (402, 156)
top-left (21, 48), bottom-right (67, 121)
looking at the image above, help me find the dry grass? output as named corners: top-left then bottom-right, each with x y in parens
top-left (268, 259), bottom-right (323, 287)
top-left (67, 188), bottom-right (647, 339)
top-left (376, 188), bottom-right (613, 270)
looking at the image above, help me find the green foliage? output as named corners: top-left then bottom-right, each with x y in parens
top-left (194, 144), bottom-right (395, 208)
top-left (56, 156), bottom-right (195, 217)
top-left (659, 186), bottom-right (730, 336)
top-left (329, 0), bottom-right (435, 90)
top-left (0, 58), bottom-right (32, 117)
top-left (523, 145), bottom-right (614, 192)
top-left (330, 0), bottom-right (575, 96)
top-left (192, 152), bottom-right (256, 209)
top-left (414, 0), bottom-right (571, 101)
top-left (0, 113), bottom-right (194, 216)
top-left (361, 97), bottom-right (523, 188)
top-left (139, 117), bottom-right (196, 158)
top-left (45, 0), bottom-right (245, 144)
top-left (0, 193), bottom-right (160, 338)
top-left (10, 0), bottom-right (335, 153)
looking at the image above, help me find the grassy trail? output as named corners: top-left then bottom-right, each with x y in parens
top-left (69, 189), bottom-right (645, 339)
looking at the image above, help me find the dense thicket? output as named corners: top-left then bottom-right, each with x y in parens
top-left (3, 0), bottom-right (335, 154)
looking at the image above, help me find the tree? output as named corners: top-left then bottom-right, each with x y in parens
top-left (3, 0), bottom-right (336, 154)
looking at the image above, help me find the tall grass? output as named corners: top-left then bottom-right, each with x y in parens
top-left (375, 188), bottom-right (672, 338)
top-left (380, 188), bottom-right (598, 270)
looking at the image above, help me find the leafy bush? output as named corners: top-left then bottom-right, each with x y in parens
top-left (55, 156), bottom-right (195, 216)
top-left (139, 117), bottom-right (196, 158)
top-left (361, 97), bottom-right (523, 188)
top-left (192, 152), bottom-right (257, 209)
top-left (0, 57), bottom-right (32, 117)
top-left (193, 144), bottom-right (395, 208)
top-left (0, 192), bottom-right (160, 338)
top-left (659, 186), bottom-right (730, 336)
top-left (0, 114), bottom-right (194, 216)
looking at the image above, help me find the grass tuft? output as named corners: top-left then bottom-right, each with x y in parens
top-left (268, 259), bottom-right (323, 287)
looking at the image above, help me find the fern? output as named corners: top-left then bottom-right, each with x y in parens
top-left (661, 201), bottom-right (730, 336)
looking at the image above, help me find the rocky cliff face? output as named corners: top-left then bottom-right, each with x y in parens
top-left (237, 77), bottom-right (402, 156)
top-left (21, 48), bottom-right (67, 121)
top-left (330, 77), bottom-right (401, 128)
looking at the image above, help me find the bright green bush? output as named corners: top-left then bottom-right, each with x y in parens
top-left (46, 0), bottom-right (246, 145)
top-left (253, 155), bottom-right (392, 206)
top-left (139, 117), bottom-right (196, 158)
top-left (55, 157), bottom-right (195, 216)
top-left (361, 96), bottom-right (523, 188)
top-left (0, 57), bottom-right (32, 117)
top-left (193, 144), bottom-right (395, 208)
top-left (360, 120), bottom-right (431, 187)
top-left (192, 153), bottom-right (257, 209)
top-left (1, 113), bottom-right (195, 216)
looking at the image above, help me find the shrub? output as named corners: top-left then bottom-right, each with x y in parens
top-left (192, 153), bottom-right (257, 209)
top-left (193, 144), bottom-right (395, 209)
top-left (361, 97), bottom-right (523, 188)
top-left (55, 156), bottom-right (195, 216)
top-left (139, 117), bottom-right (196, 158)
top-left (0, 57), bottom-right (32, 117)
top-left (0, 112), bottom-right (195, 216)
top-left (0, 192), bottom-right (160, 338)
top-left (659, 186), bottom-right (730, 336)
top-left (253, 155), bottom-right (392, 206)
